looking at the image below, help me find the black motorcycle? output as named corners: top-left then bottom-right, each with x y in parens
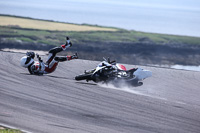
top-left (75, 58), bottom-right (152, 86)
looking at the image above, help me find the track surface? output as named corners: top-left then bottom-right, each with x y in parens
top-left (0, 51), bottom-right (200, 133)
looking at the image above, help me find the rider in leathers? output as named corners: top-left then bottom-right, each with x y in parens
top-left (20, 37), bottom-right (78, 75)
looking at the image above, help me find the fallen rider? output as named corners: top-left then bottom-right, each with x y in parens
top-left (20, 37), bottom-right (78, 75)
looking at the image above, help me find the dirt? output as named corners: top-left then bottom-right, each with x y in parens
top-left (0, 126), bottom-right (5, 130)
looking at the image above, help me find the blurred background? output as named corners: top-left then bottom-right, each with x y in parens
top-left (1, 0), bottom-right (200, 36)
top-left (0, 0), bottom-right (200, 69)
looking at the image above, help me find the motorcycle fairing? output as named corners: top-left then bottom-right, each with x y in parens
top-left (116, 64), bottom-right (127, 71)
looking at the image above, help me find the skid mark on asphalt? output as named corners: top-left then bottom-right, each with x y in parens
top-left (99, 83), bottom-right (168, 101)
top-left (99, 83), bottom-right (189, 106)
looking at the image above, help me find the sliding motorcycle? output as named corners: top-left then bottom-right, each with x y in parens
top-left (75, 58), bottom-right (152, 86)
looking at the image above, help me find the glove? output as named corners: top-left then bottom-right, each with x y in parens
top-left (66, 36), bottom-right (72, 47)
top-left (36, 54), bottom-right (43, 62)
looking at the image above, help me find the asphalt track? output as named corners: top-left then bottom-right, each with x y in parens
top-left (0, 51), bottom-right (200, 133)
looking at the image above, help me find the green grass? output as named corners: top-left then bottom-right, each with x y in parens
top-left (0, 128), bottom-right (22, 133)
top-left (0, 14), bottom-right (200, 47)
top-left (16, 37), bottom-right (33, 42)
top-left (0, 24), bottom-right (200, 47)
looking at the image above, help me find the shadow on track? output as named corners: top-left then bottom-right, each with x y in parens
top-left (20, 73), bottom-right (73, 80)
top-left (20, 73), bottom-right (31, 75)
top-left (44, 75), bottom-right (73, 80)
top-left (75, 81), bottom-right (97, 86)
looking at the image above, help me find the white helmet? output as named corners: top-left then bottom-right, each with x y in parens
top-left (20, 56), bottom-right (34, 68)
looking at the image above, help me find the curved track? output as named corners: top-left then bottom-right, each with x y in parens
top-left (0, 51), bottom-right (200, 133)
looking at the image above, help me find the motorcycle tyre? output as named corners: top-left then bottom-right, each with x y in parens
top-left (75, 73), bottom-right (93, 81)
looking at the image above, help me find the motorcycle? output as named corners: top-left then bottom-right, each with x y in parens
top-left (75, 58), bottom-right (152, 86)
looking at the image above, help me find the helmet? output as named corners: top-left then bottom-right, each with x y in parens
top-left (20, 56), bottom-right (34, 68)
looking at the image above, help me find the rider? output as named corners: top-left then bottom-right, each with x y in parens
top-left (20, 37), bottom-right (78, 75)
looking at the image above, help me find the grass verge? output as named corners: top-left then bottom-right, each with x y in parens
top-left (0, 126), bottom-right (22, 133)
top-left (0, 14), bottom-right (200, 46)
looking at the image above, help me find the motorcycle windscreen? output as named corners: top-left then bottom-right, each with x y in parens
top-left (134, 68), bottom-right (152, 80)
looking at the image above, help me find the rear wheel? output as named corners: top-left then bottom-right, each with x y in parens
top-left (75, 73), bottom-right (92, 81)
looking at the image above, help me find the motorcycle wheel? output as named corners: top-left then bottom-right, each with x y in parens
top-left (75, 73), bottom-right (92, 81)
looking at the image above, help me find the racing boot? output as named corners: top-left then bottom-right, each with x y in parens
top-left (66, 53), bottom-right (78, 61)
top-left (54, 56), bottom-right (68, 62)
top-left (54, 53), bottom-right (78, 62)
top-left (71, 53), bottom-right (78, 59)
top-left (66, 37), bottom-right (72, 46)
top-left (61, 36), bottom-right (72, 50)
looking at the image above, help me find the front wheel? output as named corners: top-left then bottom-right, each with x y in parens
top-left (75, 73), bottom-right (92, 81)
